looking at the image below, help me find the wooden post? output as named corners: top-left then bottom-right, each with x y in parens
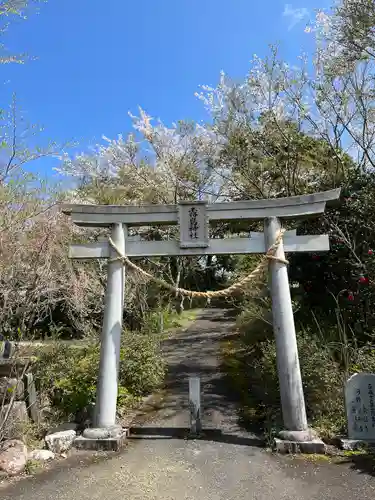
top-left (159, 312), bottom-right (164, 333)
top-left (24, 372), bottom-right (40, 425)
top-left (94, 223), bottom-right (126, 428)
top-left (264, 217), bottom-right (308, 432)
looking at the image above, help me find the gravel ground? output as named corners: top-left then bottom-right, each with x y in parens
top-left (1, 309), bottom-right (375, 499)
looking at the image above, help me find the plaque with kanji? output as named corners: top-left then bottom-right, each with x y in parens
top-left (178, 201), bottom-right (209, 249)
top-left (345, 373), bottom-right (375, 441)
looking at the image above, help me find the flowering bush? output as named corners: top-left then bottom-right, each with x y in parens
top-left (290, 172), bottom-right (375, 347)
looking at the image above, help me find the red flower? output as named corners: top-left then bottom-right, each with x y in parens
top-left (348, 292), bottom-right (354, 301)
top-left (368, 249), bottom-right (373, 256)
top-left (359, 276), bottom-right (369, 284)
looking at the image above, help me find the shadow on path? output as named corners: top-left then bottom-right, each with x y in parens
top-left (129, 426), bottom-right (265, 447)
top-left (335, 451), bottom-right (375, 477)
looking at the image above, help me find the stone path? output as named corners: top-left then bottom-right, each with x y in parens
top-left (1, 309), bottom-right (375, 499)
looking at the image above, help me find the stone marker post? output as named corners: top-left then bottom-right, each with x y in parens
top-left (264, 217), bottom-right (308, 433)
top-left (189, 376), bottom-right (202, 434)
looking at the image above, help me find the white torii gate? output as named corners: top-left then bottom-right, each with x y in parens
top-left (62, 188), bottom-right (340, 444)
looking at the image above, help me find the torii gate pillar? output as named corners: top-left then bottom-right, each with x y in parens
top-left (94, 223), bottom-right (125, 429)
top-left (265, 217), bottom-right (308, 433)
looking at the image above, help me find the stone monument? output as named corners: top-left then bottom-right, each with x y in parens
top-left (345, 372), bottom-right (375, 443)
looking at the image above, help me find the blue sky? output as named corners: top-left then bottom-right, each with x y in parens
top-left (2, 0), bottom-right (324, 172)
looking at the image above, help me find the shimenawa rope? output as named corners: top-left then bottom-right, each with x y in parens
top-left (108, 229), bottom-right (288, 299)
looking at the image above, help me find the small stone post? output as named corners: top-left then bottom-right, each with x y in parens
top-left (264, 217), bottom-right (308, 432)
top-left (94, 223), bottom-right (126, 428)
top-left (189, 376), bottom-right (202, 434)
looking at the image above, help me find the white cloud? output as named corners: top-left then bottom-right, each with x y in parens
top-left (283, 4), bottom-right (309, 30)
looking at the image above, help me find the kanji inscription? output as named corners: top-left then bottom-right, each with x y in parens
top-left (345, 373), bottom-right (375, 441)
top-left (178, 201), bottom-right (209, 249)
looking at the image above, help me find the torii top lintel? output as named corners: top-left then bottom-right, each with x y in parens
top-left (62, 188), bottom-right (341, 228)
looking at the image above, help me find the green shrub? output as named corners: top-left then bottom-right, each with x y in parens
top-left (35, 330), bottom-right (165, 421)
top-left (223, 313), bottom-right (348, 439)
top-left (119, 331), bottom-right (165, 397)
top-left (254, 333), bottom-right (347, 436)
top-left (34, 343), bottom-right (99, 421)
top-left (350, 344), bottom-right (375, 373)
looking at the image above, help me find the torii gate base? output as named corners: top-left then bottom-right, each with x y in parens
top-left (63, 189), bottom-right (340, 453)
top-left (74, 425), bottom-right (129, 452)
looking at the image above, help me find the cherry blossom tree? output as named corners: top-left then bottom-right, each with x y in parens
top-left (0, 0), bottom-right (44, 64)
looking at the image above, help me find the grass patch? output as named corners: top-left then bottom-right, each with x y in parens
top-left (24, 459), bottom-right (43, 475)
top-left (341, 449), bottom-right (368, 457)
top-left (160, 308), bottom-right (202, 339)
top-left (293, 453), bottom-right (332, 463)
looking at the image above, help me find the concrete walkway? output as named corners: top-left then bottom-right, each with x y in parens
top-left (2, 309), bottom-right (375, 499)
